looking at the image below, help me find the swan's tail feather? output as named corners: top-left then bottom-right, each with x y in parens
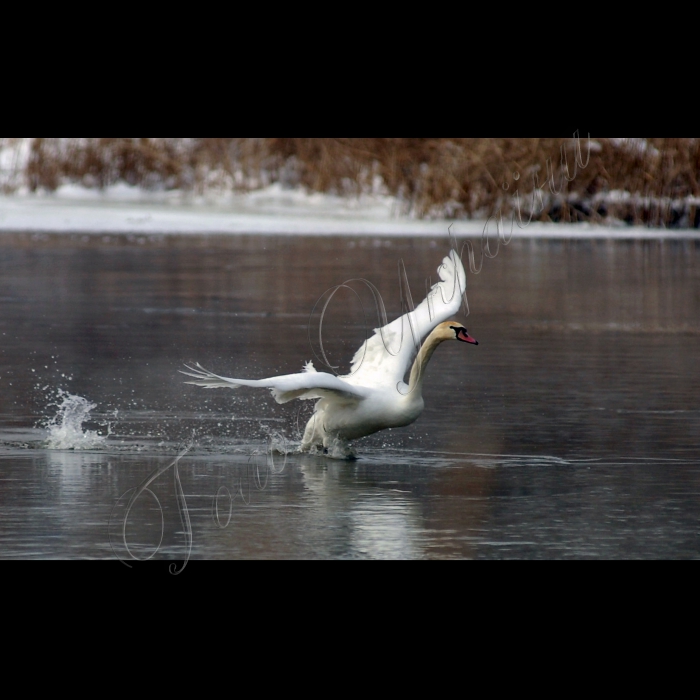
top-left (180, 363), bottom-right (241, 389)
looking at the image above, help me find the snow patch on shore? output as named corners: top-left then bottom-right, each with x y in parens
top-left (0, 181), bottom-right (698, 239)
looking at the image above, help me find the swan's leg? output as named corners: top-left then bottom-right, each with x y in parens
top-left (300, 404), bottom-right (355, 459)
top-left (300, 409), bottom-right (324, 452)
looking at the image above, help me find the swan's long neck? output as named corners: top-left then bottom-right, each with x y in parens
top-left (407, 327), bottom-right (447, 396)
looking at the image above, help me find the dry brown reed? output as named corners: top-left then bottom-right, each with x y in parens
top-left (3, 137), bottom-right (699, 227)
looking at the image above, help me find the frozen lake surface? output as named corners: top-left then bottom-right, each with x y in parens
top-left (0, 232), bottom-right (699, 560)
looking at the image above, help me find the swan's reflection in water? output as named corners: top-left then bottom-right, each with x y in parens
top-left (299, 456), bottom-right (424, 559)
top-left (349, 500), bottom-right (421, 559)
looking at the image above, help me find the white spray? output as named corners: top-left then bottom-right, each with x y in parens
top-left (45, 391), bottom-right (107, 450)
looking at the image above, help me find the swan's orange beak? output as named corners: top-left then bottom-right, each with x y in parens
top-left (457, 328), bottom-right (478, 345)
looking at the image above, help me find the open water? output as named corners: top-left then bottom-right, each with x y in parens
top-left (0, 232), bottom-right (698, 560)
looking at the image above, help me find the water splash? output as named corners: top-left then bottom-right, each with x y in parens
top-left (45, 392), bottom-right (107, 450)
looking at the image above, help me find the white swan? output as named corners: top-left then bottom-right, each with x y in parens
top-left (181, 249), bottom-right (477, 457)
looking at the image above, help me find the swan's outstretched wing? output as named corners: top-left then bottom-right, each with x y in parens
top-left (342, 249), bottom-right (466, 390)
top-left (181, 363), bottom-right (369, 405)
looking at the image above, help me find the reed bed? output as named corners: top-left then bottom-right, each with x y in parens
top-left (1, 137), bottom-right (698, 227)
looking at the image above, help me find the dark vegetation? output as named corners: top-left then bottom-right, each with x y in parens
top-left (2, 137), bottom-right (699, 227)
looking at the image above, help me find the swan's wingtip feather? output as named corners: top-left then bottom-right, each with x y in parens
top-left (183, 379), bottom-right (240, 389)
top-left (180, 365), bottom-right (212, 378)
top-left (180, 371), bottom-right (207, 380)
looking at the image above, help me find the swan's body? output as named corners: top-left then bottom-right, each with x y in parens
top-left (182, 250), bottom-right (477, 457)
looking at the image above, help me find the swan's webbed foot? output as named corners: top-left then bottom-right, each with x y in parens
top-left (322, 447), bottom-right (358, 461)
top-left (301, 437), bottom-right (357, 460)
top-left (322, 437), bottom-right (357, 460)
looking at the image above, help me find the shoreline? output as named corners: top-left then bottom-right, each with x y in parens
top-left (1, 189), bottom-right (699, 240)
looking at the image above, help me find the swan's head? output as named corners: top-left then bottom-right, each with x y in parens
top-left (440, 321), bottom-right (478, 345)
